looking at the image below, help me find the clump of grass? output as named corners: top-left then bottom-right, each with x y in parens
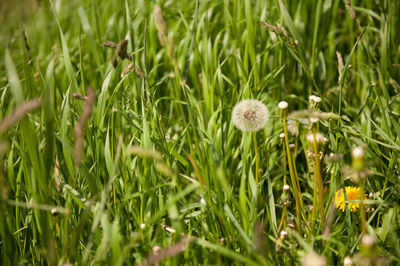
top-left (0, 0), bottom-right (400, 265)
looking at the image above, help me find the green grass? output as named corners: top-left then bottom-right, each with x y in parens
top-left (0, 0), bottom-right (399, 265)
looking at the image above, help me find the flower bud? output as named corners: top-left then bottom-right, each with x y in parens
top-left (351, 147), bottom-right (365, 171)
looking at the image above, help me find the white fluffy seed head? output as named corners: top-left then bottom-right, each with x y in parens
top-left (306, 133), bottom-right (328, 145)
top-left (310, 117), bottom-right (319, 124)
top-left (351, 147), bottom-right (365, 159)
top-left (278, 101), bottom-right (288, 110)
top-left (287, 120), bottom-right (299, 136)
top-left (343, 257), bottom-right (352, 266)
top-left (301, 252), bottom-right (327, 266)
top-left (232, 99), bottom-right (269, 132)
top-left (280, 230), bottom-right (288, 238)
top-left (361, 234), bottom-right (376, 247)
top-left (309, 95), bottom-right (321, 103)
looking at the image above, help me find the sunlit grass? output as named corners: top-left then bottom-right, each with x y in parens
top-left (0, 0), bottom-right (399, 265)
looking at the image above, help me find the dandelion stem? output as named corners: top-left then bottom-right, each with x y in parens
top-left (312, 128), bottom-right (325, 232)
top-left (282, 114), bottom-right (302, 233)
top-left (311, 166), bottom-right (318, 232)
top-left (278, 141), bottom-right (288, 233)
top-left (253, 132), bottom-right (259, 184)
top-left (277, 207), bottom-right (287, 233)
top-left (291, 147), bottom-right (305, 212)
top-left (359, 177), bottom-right (366, 233)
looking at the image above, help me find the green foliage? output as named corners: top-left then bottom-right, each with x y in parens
top-left (0, 0), bottom-right (399, 264)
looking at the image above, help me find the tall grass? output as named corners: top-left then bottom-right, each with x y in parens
top-left (0, 0), bottom-right (399, 264)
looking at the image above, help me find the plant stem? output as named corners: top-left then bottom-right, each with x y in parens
top-left (312, 129), bottom-right (325, 232)
top-left (291, 147), bottom-right (305, 212)
top-left (278, 141), bottom-right (288, 233)
top-left (253, 132), bottom-right (259, 185)
top-left (282, 114), bottom-right (302, 233)
top-left (359, 177), bottom-right (366, 233)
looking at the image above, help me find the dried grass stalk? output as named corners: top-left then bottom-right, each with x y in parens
top-left (142, 237), bottom-right (189, 266)
top-left (100, 41), bottom-right (117, 48)
top-left (121, 63), bottom-right (134, 78)
top-left (74, 87), bottom-right (96, 167)
top-left (72, 92), bottom-right (87, 101)
top-left (0, 98), bottom-right (42, 135)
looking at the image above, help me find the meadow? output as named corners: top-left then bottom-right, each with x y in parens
top-left (0, 0), bottom-right (399, 265)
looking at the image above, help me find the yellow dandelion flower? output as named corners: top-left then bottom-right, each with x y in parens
top-left (335, 186), bottom-right (367, 212)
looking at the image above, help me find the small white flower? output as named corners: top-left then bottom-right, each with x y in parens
top-left (232, 99), bottom-right (269, 132)
top-left (140, 223), bottom-right (146, 229)
top-left (280, 230), bottom-right (288, 238)
top-left (283, 184), bottom-right (290, 191)
top-left (278, 101), bottom-right (288, 110)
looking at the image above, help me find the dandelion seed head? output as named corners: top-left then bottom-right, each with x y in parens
top-left (343, 257), bottom-right (352, 266)
top-left (232, 99), bottom-right (269, 132)
top-left (287, 120), bottom-right (299, 136)
top-left (361, 234), bottom-right (376, 247)
top-left (278, 101), bottom-right (288, 110)
top-left (309, 95), bottom-right (321, 104)
top-left (306, 133), bottom-right (328, 146)
top-left (301, 251), bottom-right (327, 266)
top-left (310, 117), bottom-right (319, 124)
